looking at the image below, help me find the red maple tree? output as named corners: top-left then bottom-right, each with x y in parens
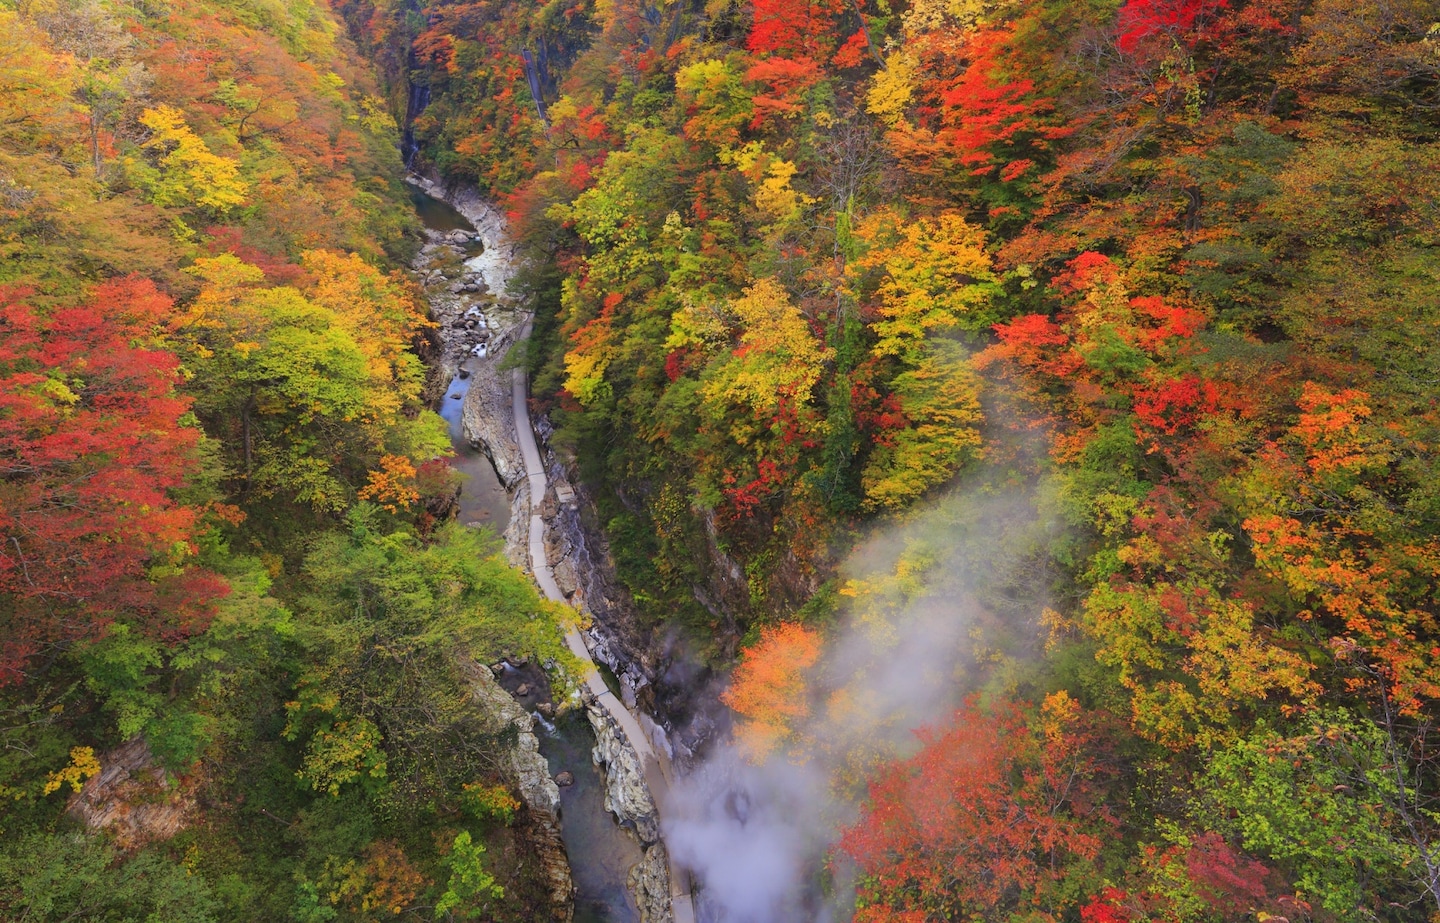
top-left (839, 698), bottom-right (1115, 921)
top-left (0, 279), bottom-right (225, 684)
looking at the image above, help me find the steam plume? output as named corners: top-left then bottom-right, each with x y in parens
top-left (665, 465), bottom-right (1057, 922)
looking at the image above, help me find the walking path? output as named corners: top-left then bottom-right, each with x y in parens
top-left (510, 322), bottom-right (696, 923)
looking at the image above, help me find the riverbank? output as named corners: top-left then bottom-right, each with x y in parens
top-left (410, 176), bottom-right (691, 922)
top-left (509, 317), bottom-right (697, 923)
top-left (409, 179), bottom-right (575, 921)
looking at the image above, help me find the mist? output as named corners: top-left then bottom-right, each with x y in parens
top-left (663, 462), bottom-right (1061, 923)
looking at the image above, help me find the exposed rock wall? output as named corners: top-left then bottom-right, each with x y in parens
top-left (529, 438), bottom-right (685, 922)
top-left (587, 704), bottom-right (658, 843)
top-left (534, 425), bottom-right (720, 772)
top-left (587, 703), bottom-right (674, 923)
top-left (67, 738), bottom-right (197, 851)
top-left (628, 840), bottom-right (676, 923)
top-left (462, 660), bottom-right (573, 920)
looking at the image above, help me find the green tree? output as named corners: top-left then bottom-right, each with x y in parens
top-left (1200, 713), bottom-right (1425, 917)
top-left (0, 833), bottom-right (219, 922)
top-left (434, 831), bottom-right (502, 919)
top-left (287, 518), bottom-right (573, 805)
top-left (860, 341), bottom-right (984, 510)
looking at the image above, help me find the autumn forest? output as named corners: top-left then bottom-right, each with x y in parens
top-left (1, 0), bottom-right (1438, 919)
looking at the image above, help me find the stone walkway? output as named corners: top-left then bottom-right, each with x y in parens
top-left (510, 323), bottom-right (697, 923)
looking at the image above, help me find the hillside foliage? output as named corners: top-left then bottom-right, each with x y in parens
top-left (2, 0), bottom-right (1438, 918)
top-left (0, 1), bottom-right (571, 919)
top-left (346, 0), bottom-right (1440, 916)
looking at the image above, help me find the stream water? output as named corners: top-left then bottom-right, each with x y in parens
top-left (414, 187), bottom-right (643, 923)
top-left (544, 711), bottom-right (644, 923)
top-left (437, 366), bottom-right (512, 531)
top-left (408, 183), bottom-right (468, 231)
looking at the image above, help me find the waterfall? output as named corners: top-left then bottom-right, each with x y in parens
top-left (520, 48), bottom-right (550, 126)
top-left (401, 80), bottom-right (431, 168)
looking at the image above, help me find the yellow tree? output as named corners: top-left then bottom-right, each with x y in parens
top-left (137, 105), bottom-right (248, 216)
top-left (850, 209), bottom-right (1000, 359)
top-left (861, 341), bottom-right (984, 510)
top-left (301, 249), bottom-right (431, 417)
top-left (848, 210), bottom-right (994, 508)
top-left (701, 277), bottom-right (833, 447)
top-left (0, 12), bottom-right (81, 154)
top-left (175, 255), bottom-right (443, 511)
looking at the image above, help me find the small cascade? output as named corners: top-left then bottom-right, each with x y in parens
top-left (520, 48), bottom-right (550, 125)
top-left (401, 80), bottom-right (431, 168)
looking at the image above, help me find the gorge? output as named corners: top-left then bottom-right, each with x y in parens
top-left (410, 176), bottom-right (696, 922)
top-left (2, 0), bottom-right (1439, 921)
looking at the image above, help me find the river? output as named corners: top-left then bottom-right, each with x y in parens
top-left (436, 365), bottom-right (512, 531)
top-left (412, 186), bottom-right (645, 923)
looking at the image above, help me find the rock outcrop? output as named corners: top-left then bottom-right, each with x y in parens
top-left (462, 659), bottom-right (573, 920)
top-left (67, 737), bottom-right (197, 852)
top-left (588, 704), bottom-right (659, 844)
top-left (463, 659), bottom-right (561, 816)
top-left (589, 702), bottom-right (674, 923)
top-left (629, 841), bottom-right (675, 923)
top-left (461, 352), bottom-right (525, 489)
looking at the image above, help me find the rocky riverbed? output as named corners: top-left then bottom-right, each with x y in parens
top-left (409, 174), bottom-right (527, 489)
top-left (410, 177), bottom-right (574, 922)
top-left (411, 175), bottom-right (684, 922)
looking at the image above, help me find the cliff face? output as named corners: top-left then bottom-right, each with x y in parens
top-left (538, 450), bottom-right (725, 774)
top-left (462, 660), bottom-right (574, 921)
top-left (530, 435), bottom-right (690, 923)
top-left (67, 738), bottom-right (198, 852)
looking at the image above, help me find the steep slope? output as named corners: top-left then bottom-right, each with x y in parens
top-left (348, 0), bottom-right (1440, 918)
top-left (0, 1), bottom-right (583, 920)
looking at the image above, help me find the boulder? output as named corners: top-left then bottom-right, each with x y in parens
top-left (629, 843), bottom-right (675, 923)
top-left (588, 704), bottom-right (660, 845)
